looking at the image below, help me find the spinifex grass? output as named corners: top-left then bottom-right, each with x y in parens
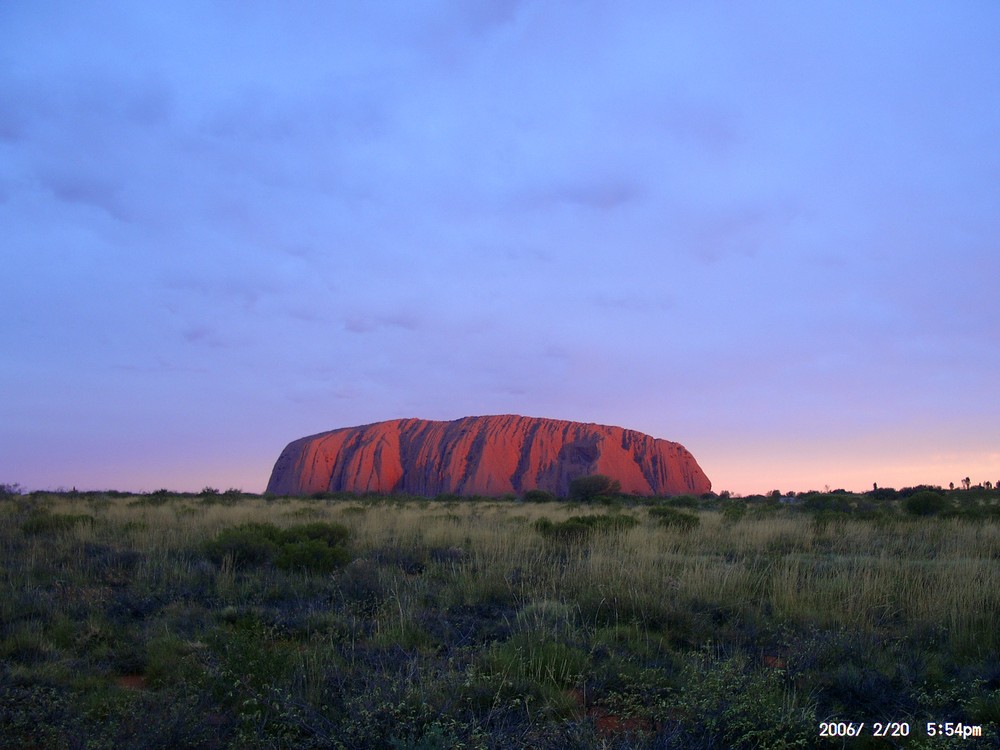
top-left (1, 490), bottom-right (998, 748)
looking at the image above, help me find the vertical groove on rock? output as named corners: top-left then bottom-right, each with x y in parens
top-left (510, 419), bottom-right (543, 492)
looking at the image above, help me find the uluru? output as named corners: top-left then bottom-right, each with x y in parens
top-left (266, 415), bottom-right (711, 498)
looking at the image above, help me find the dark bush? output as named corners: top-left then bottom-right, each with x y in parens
top-left (282, 521), bottom-right (350, 548)
top-left (568, 474), bottom-right (621, 502)
top-left (275, 539), bottom-right (350, 573)
top-left (867, 487), bottom-right (898, 501)
top-left (1, 482), bottom-right (24, 499)
top-left (21, 512), bottom-right (94, 535)
top-left (533, 517), bottom-right (589, 542)
top-left (649, 506), bottom-right (700, 531)
top-left (204, 523), bottom-right (283, 566)
top-left (534, 513), bottom-right (638, 541)
top-left (721, 501), bottom-right (747, 523)
top-left (905, 491), bottom-right (950, 517)
top-left (667, 494), bottom-right (699, 508)
top-left (206, 521), bottom-right (352, 571)
top-left (522, 489), bottom-right (557, 503)
top-left (802, 494), bottom-right (853, 513)
top-left (898, 484), bottom-right (945, 498)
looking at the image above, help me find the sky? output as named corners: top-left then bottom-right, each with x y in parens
top-left (2, 1), bottom-right (999, 496)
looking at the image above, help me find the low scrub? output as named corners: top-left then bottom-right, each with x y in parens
top-left (521, 489), bottom-right (557, 503)
top-left (485, 633), bottom-right (590, 690)
top-left (905, 490), bottom-right (950, 517)
top-left (666, 494), bottom-right (700, 509)
top-left (275, 539), bottom-right (350, 573)
top-left (648, 505), bottom-right (700, 531)
top-left (205, 521), bottom-right (351, 572)
top-left (568, 474), bottom-right (621, 502)
top-left (533, 513), bottom-right (638, 541)
top-left (21, 512), bottom-right (94, 535)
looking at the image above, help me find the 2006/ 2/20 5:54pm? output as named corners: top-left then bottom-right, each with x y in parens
top-left (819, 721), bottom-right (985, 739)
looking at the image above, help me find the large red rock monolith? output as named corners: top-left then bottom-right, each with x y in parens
top-left (265, 415), bottom-right (711, 497)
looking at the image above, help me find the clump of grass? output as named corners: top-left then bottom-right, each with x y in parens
top-left (488, 634), bottom-right (589, 687)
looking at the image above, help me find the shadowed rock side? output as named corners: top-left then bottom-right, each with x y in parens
top-left (266, 415), bottom-right (711, 498)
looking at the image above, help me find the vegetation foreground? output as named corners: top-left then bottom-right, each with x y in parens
top-left (1, 485), bottom-right (999, 748)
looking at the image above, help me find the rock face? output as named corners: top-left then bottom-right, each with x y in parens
top-left (266, 415), bottom-right (711, 498)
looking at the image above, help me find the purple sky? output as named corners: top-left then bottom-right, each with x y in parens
top-left (2, 2), bottom-right (999, 496)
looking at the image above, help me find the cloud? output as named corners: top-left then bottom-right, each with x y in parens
top-left (41, 170), bottom-right (130, 221)
top-left (4, 2), bottom-right (1000, 495)
top-left (591, 294), bottom-right (673, 317)
top-left (344, 311), bottom-right (422, 335)
top-left (182, 324), bottom-right (230, 349)
top-left (162, 273), bottom-right (280, 313)
top-left (112, 359), bottom-right (207, 375)
top-left (514, 178), bottom-right (643, 212)
top-left (0, 101), bottom-right (26, 142)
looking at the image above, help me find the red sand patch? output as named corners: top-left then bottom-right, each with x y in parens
top-left (762, 654), bottom-right (787, 669)
top-left (116, 674), bottom-right (148, 690)
top-left (570, 688), bottom-right (656, 737)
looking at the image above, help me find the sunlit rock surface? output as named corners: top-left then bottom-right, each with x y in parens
top-left (266, 415), bottom-right (711, 497)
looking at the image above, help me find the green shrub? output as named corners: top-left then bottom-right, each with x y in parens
top-left (485, 633), bottom-right (590, 689)
top-left (568, 474), bottom-right (621, 502)
top-left (281, 521), bottom-right (350, 547)
top-left (668, 494), bottom-right (700, 508)
top-left (204, 523), bottom-right (282, 567)
top-left (145, 634), bottom-right (206, 687)
top-left (802, 493), bottom-right (852, 513)
top-left (21, 512), bottom-right (94, 535)
top-left (522, 489), bottom-right (556, 503)
top-left (721, 501), bottom-right (747, 523)
top-left (533, 516), bottom-right (589, 542)
top-left (666, 651), bottom-right (815, 748)
top-left (968, 689), bottom-right (1000, 726)
top-left (275, 539), bottom-right (350, 573)
top-left (205, 521), bottom-right (351, 571)
top-left (533, 513), bottom-right (637, 541)
top-left (0, 482), bottom-right (24, 500)
top-left (649, 506), bottom-right (700, 531)
top-left (905, 490), bottom-right (950, 516)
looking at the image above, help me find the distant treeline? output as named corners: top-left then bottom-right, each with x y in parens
top-left (4, 477), bottom-right (1000, 521)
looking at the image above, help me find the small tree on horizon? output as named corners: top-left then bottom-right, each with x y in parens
top-left (0, 483), bottom-right (23, 499)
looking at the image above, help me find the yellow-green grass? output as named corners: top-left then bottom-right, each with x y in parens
top-left (1, 491), bottom-right (998, 748)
